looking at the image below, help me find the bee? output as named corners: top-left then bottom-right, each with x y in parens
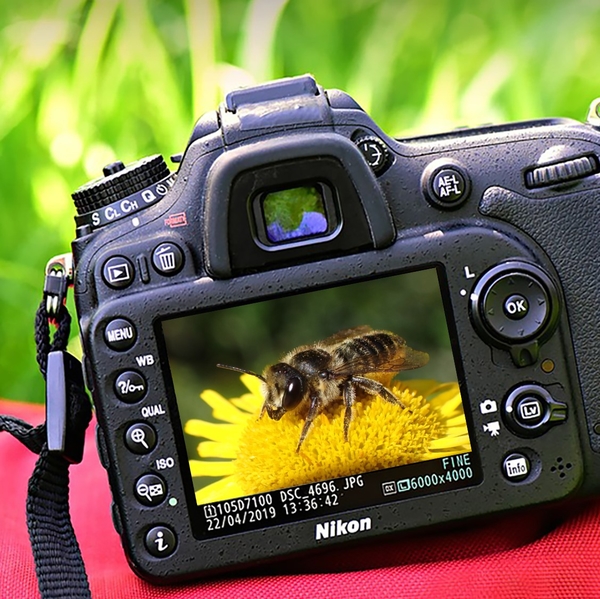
top-left (218, 325), bottom-right (429, 452)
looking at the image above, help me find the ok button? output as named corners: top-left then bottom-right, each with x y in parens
top-left (503, 294), bottom-right (530, 320)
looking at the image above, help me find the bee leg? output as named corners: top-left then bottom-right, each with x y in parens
top-left (258, 402), bottom-right (267, 420)
top-left (296, 395), bottom-right (321, 452)
top-left (342, 381), bottom-right (356, 442)
top-left (351, 376), bottom-right (409, 410)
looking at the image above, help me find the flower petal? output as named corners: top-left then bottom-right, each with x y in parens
top-left (230, 392), bottom-right (262, 414)
top-left (201, 389), bottom-right (250, 424)
top-left (198, 440), bottom-right (238, 459)
top-left (185, 419), bottom-right (242, 442)
top-left (189, 459), bottom-right (235, 477)
top-left (195, 476), bottom-right (245, 504)
top-left (241, 373), bottom-right (264, 397)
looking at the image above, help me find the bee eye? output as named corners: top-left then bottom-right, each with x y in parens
top-left (282, 376), bottom-right (304, 410)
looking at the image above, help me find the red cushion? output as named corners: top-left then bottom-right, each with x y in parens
top-left (1, 397), bottom-right (599, 598)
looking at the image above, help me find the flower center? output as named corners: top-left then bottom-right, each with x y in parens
top-left (233, 384), bottom-right (442, 495)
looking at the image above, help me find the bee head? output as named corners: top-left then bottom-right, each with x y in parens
top-left (263, 363), bottom-right (306, 420)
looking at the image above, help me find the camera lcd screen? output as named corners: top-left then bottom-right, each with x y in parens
top-left (161, 267), bottom-right (481, 539)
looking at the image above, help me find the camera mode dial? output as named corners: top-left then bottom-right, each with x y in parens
top-left (71, 155), bottom-right (170, 215)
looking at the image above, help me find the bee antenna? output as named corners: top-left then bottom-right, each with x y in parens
top-left (217, 363), bottom-right (266, 382)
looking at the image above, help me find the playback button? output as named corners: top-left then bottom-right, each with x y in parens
top-left (102, 256), bottom-right (135, 289)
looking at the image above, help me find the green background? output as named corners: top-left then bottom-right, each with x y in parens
top-left (2, 0), bottom-right (600, 403)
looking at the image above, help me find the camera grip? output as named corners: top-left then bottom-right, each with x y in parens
top-left (480, 185), bottom-right (600, 453)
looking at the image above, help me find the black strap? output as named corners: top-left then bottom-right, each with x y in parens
top-left (0, 300), bottom-right (92, 599)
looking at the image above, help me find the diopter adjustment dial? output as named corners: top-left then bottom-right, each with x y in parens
top-left (71, 155), bottom-right (169, 215)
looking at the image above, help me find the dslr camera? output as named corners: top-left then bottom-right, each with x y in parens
top-left (65, 75), bottom-right (600, 581)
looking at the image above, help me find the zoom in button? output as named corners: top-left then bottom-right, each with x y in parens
top-left (125, 423), bottom-right (157, 454)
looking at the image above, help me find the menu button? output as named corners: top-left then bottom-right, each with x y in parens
top-left (104, 318), bottom-right (137, 351)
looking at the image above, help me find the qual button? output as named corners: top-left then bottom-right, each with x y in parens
top-left (104, 318), bottom-right (137, 351)
top-left (125, 422), bottom-right (157, 454)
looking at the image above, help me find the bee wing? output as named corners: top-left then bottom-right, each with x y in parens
top-left (328, 347), bottom-right (430, 376)
top-left (320, 325), bottom-right (373, 347)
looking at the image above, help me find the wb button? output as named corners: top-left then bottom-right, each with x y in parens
top-left (503, 294), bottom-right (529, 320)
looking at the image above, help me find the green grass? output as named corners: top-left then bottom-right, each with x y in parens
top-left (2, 0), bottom-right (600, 402)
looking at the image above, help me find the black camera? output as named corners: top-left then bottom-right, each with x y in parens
top-left (67, 75), bottom-right (600, 582)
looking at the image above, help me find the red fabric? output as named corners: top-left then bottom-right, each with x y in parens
top-left (1, 397), bottom-right (599, 599)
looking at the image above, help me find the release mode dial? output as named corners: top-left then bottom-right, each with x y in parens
top-left (71, 155), bottom-right (170, 216)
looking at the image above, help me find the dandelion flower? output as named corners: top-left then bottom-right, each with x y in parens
top-left (185, 374), bottom-right (470, 504)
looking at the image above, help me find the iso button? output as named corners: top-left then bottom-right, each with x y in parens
top-left (152, 242), bottom-right (184, 276)
top-left (114, 370), bottom-right (147, 403)
top-left (135, 473), bottom-right (167, 507)
top-left (104, 318), bottom-right (137, 351)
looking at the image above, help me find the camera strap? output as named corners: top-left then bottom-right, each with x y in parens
top-left (0, 272), bottom-right (92, 597)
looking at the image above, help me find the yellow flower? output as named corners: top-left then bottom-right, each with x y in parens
top-left (185, 374), bottom-right (470, 504)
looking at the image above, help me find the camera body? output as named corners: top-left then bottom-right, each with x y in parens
top-left (71, 75), bottom-right (600, 582)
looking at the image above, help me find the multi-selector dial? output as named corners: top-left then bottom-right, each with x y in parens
top-left (470, 261), bottom-right (560, 367)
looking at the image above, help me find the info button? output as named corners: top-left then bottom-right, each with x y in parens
top-left (502, 452), bottom-right (531, 482)
top-left (104, 318), bottom-right (137, 351)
